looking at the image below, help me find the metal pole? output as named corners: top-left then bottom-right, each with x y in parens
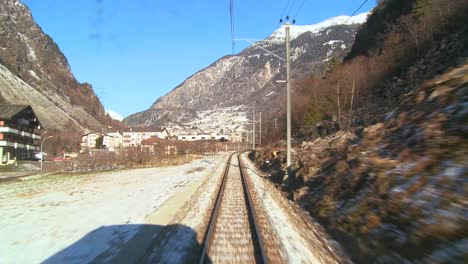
top-left (40, 135), bottom-right (53, 173)
top-left (259, 112), bottom-right (262, 147)
top-left (286, 21), bottom-right (292, 171)
top-left (252, 104), bottom-right (255, 150)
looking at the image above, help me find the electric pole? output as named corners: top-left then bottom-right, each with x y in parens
top-left (252, 104), bottom-right (255, 150)
top-left (286, 20), bottom-right (292, 171)
top-left (259, 112), bottom-right (262, 147)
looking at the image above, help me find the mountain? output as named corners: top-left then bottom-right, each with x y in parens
top-left (105, 110), bottom-right (124, 121)
top-left (124, 13), bottom-right (369, 129)
top-left (0, 0), bottom-right (106, 131)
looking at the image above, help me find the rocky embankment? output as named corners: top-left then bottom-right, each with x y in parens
top-left (252, 64), bottom-right (468, 263)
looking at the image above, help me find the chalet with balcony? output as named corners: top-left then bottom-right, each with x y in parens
top-left (0, 105), bottom-right (41, 164)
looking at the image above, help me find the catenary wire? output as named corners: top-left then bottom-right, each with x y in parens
top-left (293, 0), bottom-right (306, 21)
top-left (280, 0), bottom-right (292, 20)
top-left (286, 0), bottom-right (297, 17)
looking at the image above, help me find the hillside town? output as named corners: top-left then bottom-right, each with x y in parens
top-left (80, 106), bottom-right (254, 152)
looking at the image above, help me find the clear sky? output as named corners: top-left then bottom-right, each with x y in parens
top-left (21, 0), bottom-right (376, 118)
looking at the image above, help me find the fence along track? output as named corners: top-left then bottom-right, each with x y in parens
top-left (199, 152), bottom-right (267, 263)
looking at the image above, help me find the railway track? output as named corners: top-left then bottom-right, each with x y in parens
top-left (199, 152), bottom-right (267, 263)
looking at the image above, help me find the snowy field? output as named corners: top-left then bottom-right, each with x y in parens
top-left (0, 154), bottom-right (227, 263)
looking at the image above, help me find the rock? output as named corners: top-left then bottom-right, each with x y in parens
top-left (335, 131), bottom-right (346, 138)
top-left (454, 102), bottom-right (468, 122)
top-left (375, 253), bottom-right (412, 264)
top-left (308, 166), bottom-right (320, 176)
top-left (454, 85), bottom-right (468, 99)
top-left (384, 110), bottom-right (397, 121)
top-left (301, 141), bottom-right (314, 150)
top-left (364, 122), bottom-right (384, 134)
top-left (329, 131), bottom-right (357, 150)
top-left (293, 186), bottom-right (310, 202)
top-left (421, 238), bottom-right (468, 263)
top-left (370, 224), bottom-right (408, 248)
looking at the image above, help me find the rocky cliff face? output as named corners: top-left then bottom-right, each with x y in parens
top-left (0, 0), bottom-right (106, 131)
top-left (124, 13), bottom-right (368, 127)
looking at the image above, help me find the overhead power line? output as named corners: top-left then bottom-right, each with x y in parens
top-left (286, 0), bottom-right (297, 17)
top-left (350, 0), bottom-right (370, 17)
top-left (280, 0), bottom-right (292, 20)
top-left (325, 0), bottom-right (370, 43)
top-left (293, 0), bottom-right (306, 20)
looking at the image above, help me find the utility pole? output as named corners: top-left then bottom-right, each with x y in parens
top-left (40, 135), bottom-right (53, 173)
top-left (285, 20), bottom-right (292, 171)
top-left (259, 112), bottom-right (262, 147)
top-left (246, 127), bottom-right (249, 145)
top-left (252, 104), bottom-right (255, 150)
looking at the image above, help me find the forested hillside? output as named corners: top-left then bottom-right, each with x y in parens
top-left (289, 0), bottom-right (466, 134)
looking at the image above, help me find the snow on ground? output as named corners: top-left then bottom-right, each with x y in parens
top-left (144, 152), bottom-right (230, 262)
top-left (0, 154), bottom-right (226, 263)
top-left (28, 70), bottom-right (40, 80)
top-left (323, 40), bottom-right (343, 46)
top-left (239, 153), bottom-right (350, 264)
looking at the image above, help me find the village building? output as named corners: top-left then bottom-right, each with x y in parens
top-left (103, 132), bottom-right (123, 151)
top-left (122, 127), bottom-right (169, 147)
top-left (228, 131), bottom-right (243, 142)
top-left (177, 133), bottom-right (229, 141)
top-left (80, 132), bottom-right (102, 150)
top-left (0, 105), bottom-right (41, 164)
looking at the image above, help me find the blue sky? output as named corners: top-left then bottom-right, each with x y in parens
top-left (21, 0), bottom-right (376, 117)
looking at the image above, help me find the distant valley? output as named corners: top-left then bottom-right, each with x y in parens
top-left (124, 13), bottom-right (369, 134)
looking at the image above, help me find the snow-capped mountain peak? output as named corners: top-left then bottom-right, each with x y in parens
top-left (267, 12), bottom-right (369, 43)
top-left (106, 110), bottom-right (124, 121)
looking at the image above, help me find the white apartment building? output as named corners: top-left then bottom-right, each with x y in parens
top-left (122, 128), bottom-right (169, 147)
top-left (81, 132), bottom-right (102, 149)
top-left (103, 132), bottom-right (123, 151)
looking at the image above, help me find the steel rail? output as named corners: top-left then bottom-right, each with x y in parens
top-left (199, 152), bottom-right (268, 263)
top-left (199, 152), bottom-right (234, 263)
top-left (238, 153), bottom-right (268, 264)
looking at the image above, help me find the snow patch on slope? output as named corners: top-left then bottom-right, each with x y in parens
top-left (323, 40), bottom-right (343, 46)
top-left (106, 110), bottom-right (124, 121)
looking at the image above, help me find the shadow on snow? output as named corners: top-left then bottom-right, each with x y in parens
top-left (43, 223), bottom-right (210, 264)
